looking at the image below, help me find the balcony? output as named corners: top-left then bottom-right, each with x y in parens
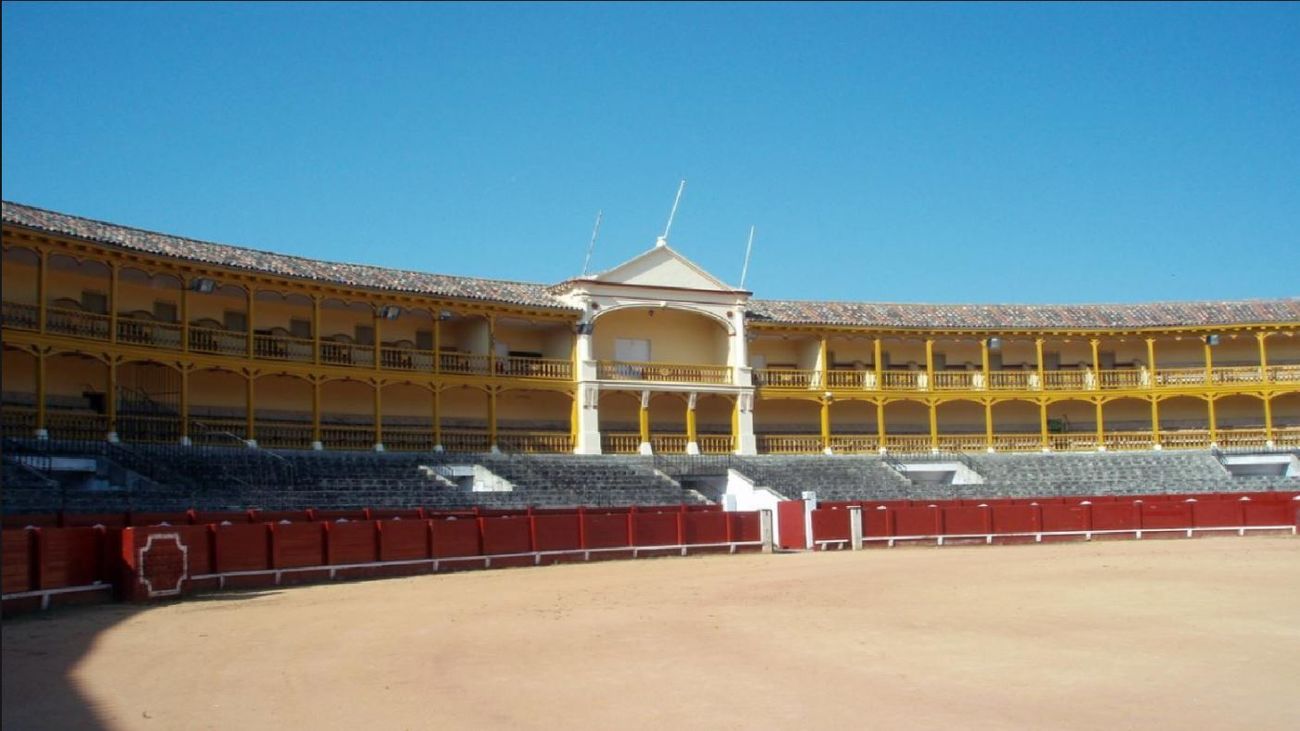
top-left (596, 360), bottom-right (731, 385)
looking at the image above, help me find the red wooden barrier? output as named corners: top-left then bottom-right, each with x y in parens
top-left (311, 509), bottom-right (368, 522)
top-left (633, 511), bottom-right (679, 547)
top-left (378, 519), bottom-right (431, 561)
top-left (893, 506), bottom-right (938, 537)
top-left (1140, 502), bottom-right (1194, 530)
top-left (370, 508), bottom-right (424, 521)
top-left (1191, 501), bottom-right (1244, 529)
top-left (2, 529), bottom-right (36, 594)
top-left (128, 512), bottom-right (191, 526)
top-left (430, 518), bottom-right (482, 558)
top-left (777, 500), bottom-right (807, 549)
top-left (213, 524), bottom-right (270, 573)
top-left (863, 507), bottom-right (891, 539)
top-left (682, 511), bottom-right (728, 545)
top-left (194, 510), bottom-right (253, 525)
top-left (1040, 504), bottom-right (1091, 533)
top-left (271, 522), bottom-right (327, 568)
top-left (810, 509), bottom-right (851, 544)
top-left (1243, 501), bottom-right (1292, 527)
top-left (730, 512), bottom-right (762, 544)
top-left (479, 516), bottom-right (532, 555)
top-left (1090, 502), bottom-right (1141, 532)
top-left (325, 521), bottom-right (378, 565)
top-left (531, 514), bottom-right (582, 551)
top-left (40, 526), bottom-right (109, 589)
top-left (582, 513), bottom-right (631, 549)
top-left (990, 505), bottom-right (1038, 534)
top-left (941, 506), bottom-right (987, 536)
top-left (61, 513), bottom-right (126, 528)
top-left (257, 510), bottom-right (312, 524)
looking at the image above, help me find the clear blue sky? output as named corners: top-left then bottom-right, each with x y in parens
top-left (3, 2), bottom-right (1298, 304)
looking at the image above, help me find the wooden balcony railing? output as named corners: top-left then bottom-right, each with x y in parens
top-left (320, 341), bottom-right (375, 368)
top-left (988, 371), bottom-right (1039, 391)
top-left (698, 434), bottom-right (734, 454)
top-left (881, 371), bottom-right (925, 391)
top-left (321, 425), bottom-right (377, 450)
top-left (1211, 366), bottom-right (1265, 385)
top-left (43, 411), bottom-right (109, 441)
top-left (188, 325), bottom-right (248, 357)
top-left (253, 332), bottom-right (315, 362)
top-left (597, 360), bottom-right (731, 384)
top-left (828, 434), bottom-right (880, 453)
top-left (827, 370), bottom-right (877, 390)
top-left (755, 434), bottom-right (823, 454)
top-left (440, 352), bottom-right (492, 376)
top-left (190, 417), bottom-right (248, 443)
top-left (441, 430), bottom-right (492, 452)
top-left (45, 307), bottom-right (111, 340)
top-left (1154, 368), bottom-right (1207, 387)
top-left (932, 371), bottom-right (980, 391)
top-left (382, 425), bottom-right (436, 452)
top-left (650, 434), bottom-right (689, 453)
top-left (882, 435), bottom-right (933, 453)
top-left (1048, 433), bottom-right (1099, 452)
top-left (116, 414), bottom-right (183, 444)
top-left (1103, 430), bottom-right (1155, 451)
top-left (1043, 370), bottom-right (1090, 391)
top-left (1158, 429), bottom-right (1212, 449)
top-left (935, 434), bottom-right (986, 452)
top-left (2, 301), bottom-right (39, 330)
top-left (756, 368), bottom-right (817, 389)
top-left (255, 421), bottom-right (314, 450)
top-left (1274, 426), bottom-right (1300, 447)
top-left (0, 406), bottom-right (38, 436)
top-left (499, 356), bottom-right (572, 381)
top-left (497, 431), bottom-right (573, 453)
top-left (990, 433), bottom-right (1042, 452)
top-left (601, 433), bottom-right (641, 454)
top-left (1215, 428), bottom-right (1269, 449)
top-left (1271, 365), bottom-right (1300, 384)
top-left (1098, 369), bottom-right (1146, 390)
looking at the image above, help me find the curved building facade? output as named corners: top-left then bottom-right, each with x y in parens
top-left (3, 200), bottom-right (1298, 456)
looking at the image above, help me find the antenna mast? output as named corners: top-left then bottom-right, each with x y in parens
top-left (659, 179), bottom-right (686, 245)
top-left (581, 210), bottom-right (602, 276)
top-left (739, 225), bottom-right (756, 289)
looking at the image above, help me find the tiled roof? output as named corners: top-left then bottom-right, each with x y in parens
top-left (1, 201), bottom-right (575, 310)
top-left (5, 201), bottom-right (1296, 330)
top-left (747, 298), bottom-right (1300, 330)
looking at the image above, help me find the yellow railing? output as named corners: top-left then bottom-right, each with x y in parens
top-left (190, 417), bottom-right (248, 443)
top-left (1270, 365), bottom-right (1300, 384)
top-left (1154, 368), bottom-right (1207, 387)
top-left (1048, 433), bottom-right (1099, 452)
top-left (2, 301), bottom-right (39, 330)
top-left (651, 434), bottom-right (689, 453)
top-left (439, 352), bottom-right (492, 376)
top-left (829, 434), bottom-right (879, 453)
top-left (1158, 429), bottom-right (1212, 449)
top-left (882, 434), bottom-right (933, 453)
top-left (382, 425), bottom-right (437, 451)
top-left (253, 332), bottom-right (315, 362)
top-left (499, 356), bottom-right (573, 381)
top-left (117, 319), bottom-right (183, 349)
top-left (320, 425), bottom-right (375, 450)
top-left (827, 370), bottom-right (877, 390)
top-left (1274, 426), bottom-right (1300, 447)
top-left (1104, 430), bottom-right (1155, 451)
top-left (0, 405), bottom-right (37, 436)
top-left (1098, 369), bottom-right (1146, 390)
top-left (320, 341), bottom-right (375, 368)
top-left (497, 431), bottom-right (573, 453)
top-left (379, 347), bottom-right (434, 372)
top-left (45, 306), bottom-right (111, 340)
top-left (935, 434), bottom-right (986, 452)
top-left (598, 360), bottom-right (731, 384)
top-left (757, 368), bottom-right (817, 389)
top-left (932, 371), bottom-right (980, 391)
top-left (1215, 428), bottom-right (1269, 449)
top-left (188, 324), bottom-right (248, 357)
top-left (1044, 370), bottom-right (1091, 391)
top-left (698, 434), bottom-right (734, 454)
top-left (756, 434), bottom-right (823, 454)
top-left (441, 430), bottom-right (492, 452)
top-left (881, 371), bottom-right (925, 391)
top-left (255, 421), bottom-right (314, 449)
top-left (1211, 366), bottom-right (1265, 385)
top-left (991, 433), bottom-right (1042, 452)
top-left (117, 414), bottom-right (183, 443)
top-left (989, 370), bottom-right (1039, 391)
top-left (601, 433), bottom-right (642, 454)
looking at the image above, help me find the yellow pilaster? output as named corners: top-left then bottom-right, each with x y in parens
top-left (686, 401), bottom-right (698, 445)
top-left (980, 339), bottom-right (990, 390)
top-left (1035, 338), bottom-right (1045, 391)
top-left (106, 360), bottom-right (117, 438)
top-left (488, 315), bottom-right (497, 376)
top-left (570, 397), bottom-right (579, 445)
top-left (820, 398), bottom-right (831, 453)
top-left (488, 389), bottom-right (498, 449)
top-left (432, 387), bottom-right (442, 448)
top-left (984, 401), bottom-right (994, 450)
top-left (1257, 332), bottom-right (1270, 381)
top-left (1090, 338), bottom-right (1101, 389)
top-left (1263, 396), bottom-right (1273, 443)
top-left (433, 316), bottom-right (442, 376)
top-left (1095, 401), bottom-right (1105, 448)
top-left (246, 374), bottom-right (255, 442)
top-left (181, 279), bottom-right (190, 353)
top-left (312, 296), bottom-right (321, 366)
top-left (311, 380), bottom-right (321, 446)
top-left (373, 310), bottom-right (382, 372)
top-left (924, 338), bottom-right (934, 391)
top-left (638, 398), bottom-right (650, 445)
top-left (872, 338), bottom-right (883, 390)
top-left (37, 249), bottom-right (48, 335)
top-left (875, 401), bottom-right (886, 448)
top-left (374, 383), bottom-right (383, 447)
top-left (247, 288), bottom-right (256, 359)
top-left (928, 401), bottom-right (938, 450)
top-left (1039, 401), bottom-right (1048, 449)
top-left (1145, 338), bottom-right (1157, 386)
top-left (109, 263), bottom-right (119, 344)
top-left (179, 368), bottom-right (190, 441)
top-left (1203, 339), bottom-right (1214, 386)
top-left (1150, 398), bottom-right (1160, 446)
top-left (1207, 397), bottom-right (1217, 443)
top-left (819, 337), bottom-right (829, 389)
top-left (35, 351), bottom-right (46, 434)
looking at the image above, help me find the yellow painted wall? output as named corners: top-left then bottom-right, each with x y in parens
top-left (829, 400), bottom-right (877, 432)
top-left (935, 401), bottom-right (984, 432)
top-left (1101, 399), bottom-right (1150, 431)
top-left (593, 308), bottom-right (727, 364)
top-left (1214, 396), bottom-right (1265, 426)
top-left (753, 398), bottom-right (819, 431)
top-left (597, 392), bottom-right (640, 431)
top-left (881, 401), bottom-right (928, 433)
top-left (2, 248), bottom-right (38, 302)
top-left (1, 349), bottom-right (35, 399)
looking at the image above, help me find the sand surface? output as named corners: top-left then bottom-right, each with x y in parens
top-left (4, 537), bottom-right (1299, 730)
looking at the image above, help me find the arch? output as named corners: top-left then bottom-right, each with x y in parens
top-left (188, 368), bottom-right (248, 442)
top-left (248, 373), bottom-right (311, 449)
top-left (116, 360), bottom-right (183, 444)
top-left (497, 388), bottom-right (571, 452)
top-left (46, 254), bottom-right (111, 308)
top-left (882, 399), bottom-right (928, 434)
top-left (1214, 393), bottom-right (1265, 428)
top-left (990, 399), bottom-right (1038, 433)
top-left (319, 378), bottom-right (375, 450)
top-left (754, 396), bottom-right (820, 434)
top-left (41, 352), bottom-right (109, 440)
top-left (2, 246), bottom-right (40, 306)
top-left (440, 384), bottom-right (490, 451)
top-left (935, 399), bottom-right (983, 434)
top-left (1, 347), bottom-right (37, 435)
top-left (828, 398), bottom-right (878, 453)
top-left (1272, 392), bottom-right (1300, 428)
top-left (591, 306), bottom-right (731, 368)
top-left (1157, 395), bottom-right (1208, 431)
top-left (1046, 399), bottom-right (1096, 433)
top-left (379, 382), bottom-right (434, 451)
top-left (1101, 397), bottom-right (1151, 433)
top-left (591, 303), bottom-right (735, 335)
top-left (598, 390), bottom-right (641, 434)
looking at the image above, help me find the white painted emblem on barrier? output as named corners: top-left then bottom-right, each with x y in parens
top-left (137, 532), bottom-right (189, 598)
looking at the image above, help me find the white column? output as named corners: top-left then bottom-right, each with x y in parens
top-left (575, 384), bottom-right (602, 454)
top-left (735, 392), bottom-right (757, 455)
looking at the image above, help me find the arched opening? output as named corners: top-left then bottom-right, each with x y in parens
top-left (320, 378), bottom-right (375, 450)
top-left (45, 255), bottom-right (112, 339)
top-left (2, 248), bottom-right (40, 329)
top-left (1214, 394), bottom-right (1267, 449)
top-left (990, 400), bottom-right (1039, 452)
top-left (117, 360), bottom-right (182, 444)
top-left (253, 291), bottom-right (315, 362)
top-left (1271, 392), bottom-right (1300, 447)
top-left (648, 392), bottom-right (688, 454)
top-left (754, 397), bottom-right (820, 453)
top-left (882, 400), bottom-right (929, 453)
top-left (255, 374), bottom-right (313, 449)
top-left (828, 399), bottom-right (877, 453)
top-left (189, 368), bottom-right (247, 444)
top-left (598, 390), bottom-right (640, 454)
top-left (494, 315), bottom-right (574, 378)
top-left (1, 347), bottom-right (37, 436)
top-left (696, 394), bottom-right (735, 453)
top-left (376, 381), bottom-right (434, 451)
top-left (40, 351), bottom-right (108, 440)
top-left (593, 306), bottom-right (731, 383)
top-left (935, 400), bottom-right (984, 452)
top-left (440, 385), bottom-right (489, 451)
top-left (438, 310), bottom-right (491, 375)
top-left (1158, 395), bottom-right (1211, 449)
top-left (497, 388), bottom-right (571, 452)
top-left (1046, 399), bottom-right (1097, 451)
top-left (379, 307), bottom-right (436, 373)
top-left (1101, 397), bottom-right (1153, 450)
top-left (320, 299), bottom-right (376, 368)
top-left (188, 283), bottom-right (249, 356)
top-left (115, 268), bottom-right (183, 349)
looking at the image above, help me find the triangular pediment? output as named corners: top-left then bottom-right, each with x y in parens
top-left (588, 241), bottom-right (737, 292)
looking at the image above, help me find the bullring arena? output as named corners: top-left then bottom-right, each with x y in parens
top-left (2, 201), bottom-right (1299, 728)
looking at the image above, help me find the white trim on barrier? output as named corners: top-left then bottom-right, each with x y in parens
top-left (811, 524), bottom-right (1297, 549)
top-left (188, 540), bottom-right (765, 589)
top-left (1, 582), bottom-right (112, 610)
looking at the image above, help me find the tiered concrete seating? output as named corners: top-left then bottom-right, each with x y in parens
top-left (730, 455), bottom-right (915, 501)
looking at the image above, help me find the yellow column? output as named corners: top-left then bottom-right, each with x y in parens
top-left (928, 401), bottom-right (938, 451)
top-left (487, 389), bottom-right (498, 450)
top-left (246, 288), bottom-right (256, 358)
top-left (109, 263), bottom-right (119, 343)
top-left (872, 338), bottom-right (883, 390)
top-left (106, 360), bottom-right (118, 440)
top-left (1095, 401), bottom-right (1105, 450)
top-left (686, 400), bottom-right (698, 446)
top-left (1263, 396), bottom-right (1273, 444)
top-left (1039, 401), bottom-right (1049, 450)
top-left (1035, 338), bottom-right (1045, 391)
top-left (1257, 332), bottom-right (1270, 381)
top-left (1207, 397), bottom-right (1217, 444)
top-left (37, 249), bottom-right (48, 335)
top-left (984, 401), bottom-right (994, 451)
top-left (980, 339), bottom-right (990, 390)
top-left (433, 315), bottom-right (442, 375)
top-left (570, 397), bottom-right (579, 448)
top-left (245, 374), bottom-right (255, 444)
top-left (373, 383), bottom-right (383, 449)
top-left (34, 351), bottom-right (46, 434)
top-left (1145, 338), bottom-right (1157, 388)
top-left (820, 398), bottom-right (832, 453)
top-left (311, 380), bottom-right (322, 448)
top-left (488, 315), bottom-right (497, 377)
top-left (181, 279), bottom-right (190, 353)
top-left (924, 338), bottom-right (934, 391)
top-left (373, 309), bottom-right (383, 372)
top-left (179, 367), bottom-right (190, 444)
top-left (638, 396), bottom-right (650, 446)
top-left (1150, 398), bottom-right (1160, 447)
top-left (312, 296), bottom-right (321, 366)
top-left (432, 387), bottom-right (442, 449)
top-left (1203, 338), bottom-right (1214, 386)
top-left (875, 401), bottom-right (886, 450)
top-left (1090, 338), bottom-right (1101, 390)
top-left (818, 336), bottom-right (829, 389)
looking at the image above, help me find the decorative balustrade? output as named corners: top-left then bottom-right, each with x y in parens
top-left (1214, 428), bottom-right (1269, 450)
top-left (1048, 433), bottom-right (1098, 452)
top-left (1098, 369), bottom-right (1146, 390)
top-left (382, 425), bottom-right (437, 452)
top-left (598, 360), bottom-right (731, 384)
top-left (320, 341), bottom-right (375, 368)
top-left (650, 434), bottom-right (689, 453)
top-left (882, 434), bottom-right (933, 453)
top-left (1271, 364), bottom-right (1300, 384)
top-left (439, 352), bottom-right (491, 376)
top-left (1211, 366), bottom-right (1265, 385)
top-left (600, 433), bottom-right (641, 454)
top-left (253, 332), bottom-right (315, 362)
top-left (881, 370), bottom-right (925, 391)
top-left (441, 429), bottom-right (492, 452)
top-left (829, 434), bottom-right (879, 453)
top-left (2, 301), bottom-right (39, 330)
top-left (116, 319), bottom-right (184, 349)
top-left (45, 307), bottom-right (111, 340)
top-left (756, 368), bottom-right (817, 389)
top-left (320, 424), bottom-right (376, 450)
top-left (827, 369), bottom-right (877, 390)
top-left (116, 414), bottom-right (183, 444)
top-left (41, 411), bottom-right (109, 441)
top-left (499, 356), bottom-right (572, 381)
top-left (254, 421), bottom-right (314, 450)
top-left (988, 370), bottom-right (1038, 391)
top-left (697, 434), bottom-right (734, 454)
top-left (755, 434), bottom-right (823, 454)
top-left (1043, 370), bottom-right (1091, 391)
top-left (935, 434), bottom-right (986, 452)
top-left (496, 431), bottom-right (573, 453)
top-left (991, 433), bottom-right (1042, 452)
top-left (1274, 426), bottom-right (1300, 447)
top-left (1158, 429), bottom-right (1212, 450)
top-left (1104, 430), bottom-right (1155, 451)
top-left (188, 325), bottom-right (248, 357)
top-left (1154, 368), bottom-right (1207, 387)
top-left (932, 371), bottom-right (980, 391)
top-left (190, 418), bottom-right (248, 443)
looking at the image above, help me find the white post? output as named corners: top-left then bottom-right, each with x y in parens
top-left (848, 506), bottom-right (863, 550)
top-left (760, 509), bottom-right (774, 553)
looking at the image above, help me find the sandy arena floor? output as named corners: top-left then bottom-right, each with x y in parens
top-left (3, 537), bottom-right (1299, 730)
